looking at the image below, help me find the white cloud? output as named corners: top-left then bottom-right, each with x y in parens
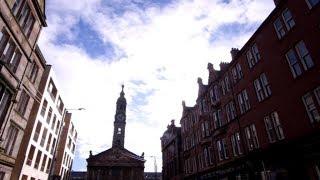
top-left (38, 0), bottom-right (274, 172)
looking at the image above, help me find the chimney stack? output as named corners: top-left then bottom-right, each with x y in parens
top-left (219, 62), bottom-right (229, 71)
top-left (197, 77), bottom-right (203, 86)
top-left (230, 48), bottom-right (239, 60)
top-left (274, 0), bottom-right (281, 6)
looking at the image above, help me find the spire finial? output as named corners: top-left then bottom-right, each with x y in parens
top-left (120, 84), bottom-right (125, 96)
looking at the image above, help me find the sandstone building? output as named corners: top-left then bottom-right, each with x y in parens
top-left (162, 0), bottom-right (320, 179)
top-left (0, 0), bottom-right (47, 178)
top-left (161, 120), bottom-right (183, 180)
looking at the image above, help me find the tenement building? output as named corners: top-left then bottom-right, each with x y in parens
top-left (162, 0), bottom-right (320, 179)
top-left (87, 85), bottom-right (145, 180)
top-left (161, 120), bottom-right (183, 180)
top-left (0, 0), bottom-right (47, 178)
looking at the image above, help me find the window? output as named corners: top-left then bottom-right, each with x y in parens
top-left (0, 29), bottom-right (10, 54)
top-left (208, 146), bottom-right (214, 165)
top-left (40, 128), bottom-right (47, 147)
top-left (274, 9), bottom-right (295, 39)
top-left (72, 143), bottom-right (75, 153)
top-left (33, 121), bottom-right (41, 142)
top-left (57, 97), bottom-right (64, 113)
top-left (46, 107), bottom-right (52, 124)
top-left (26, 145), bottom-right (35, 166)
top-left (27, 61), bottom-right (39, 83)
top-left (0, 84), bottom-right (12, 127)
top-left (210, 85), bottom-right (219, 103)
top-left (34, 150), bottom-right (41, 169)
top-left (225, 101), bottom-right (236, 122)
top-left (16, 90), bottom-right (30, 116)
top-left (303, 88), bottom-right (320, 123)
top-left (220, 80), bottom-right (226, 95)
top-left (244, 124), bottom-right (259, 151)
top-left (213, 109), bottom-right (223, 129)
top-left (51, 138), bottom-right (56, 154)
top-left (56, 120), bottom-right (60, 134)
top-left (217, 138), bottom-right (229, 161)
top-left (39, 101), bottom-right (47, 118)
top-left (40, 154), bottom-right (47, 172)
top-left (236, 63), bottom-right (243, 79)
top-left (286, 41), bottom-right (314, 78)
top-left (231, 132), bottom-right (242, 156)
top-left (4, 125), bottom-right (19, 156)
top-left (238, 89), bottom-right (251, 114)
top-left (232, 64), bottom-right (243, 83)
top-left (296, 41), bottom-right (314, 70)
top-left (8, 49), bottom-right (21, 72)
top-left (225, 76), bottom-right (231, 92)
top-left (0, 29), bottom-right (21, 72)
top-left (47, 79), bottom-right (57, 100)
top-left (200, 99), bottom-right (207, 113)
top-left (305, 0), bottom-right (320, 8)
top-left (46, 133), bottom-right (52, 151)
top-left (246, 44), bottom-right (261, 68)
top-left (264, 112), bottom-right (285, 143)
top-left (51, 115), bottom-right (56, 130)
top-left (12, 1), bottom-right (35, 37)
top-left (46, 158), bottom-right (52, 173)
top-left (204, 121), bottom-right (210, 137)
top-left (254, 73), bottom-right (272, 102)
top-left (12, 0), bottom-right (23, 15)
top-left (282, 9), bottom-right (295, 30)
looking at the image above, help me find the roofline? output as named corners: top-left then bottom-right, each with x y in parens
top-left (35, 45), bottom-right (46, 67)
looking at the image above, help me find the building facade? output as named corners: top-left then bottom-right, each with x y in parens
top-left (162, 0), bottom-right (320, 179)
top-left (11, 65), bottom-right (69, 180)
top-left (0, 0), bottom-right (47, 178)
top-left (52, 112), bottom-right (78, 179)
top-left (87, 85), bottom-right (145, 180)
top-left (161, 120), bottom-right (182, 180)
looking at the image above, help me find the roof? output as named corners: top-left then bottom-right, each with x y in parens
top-left (87, 146), bottom-right (145, 167)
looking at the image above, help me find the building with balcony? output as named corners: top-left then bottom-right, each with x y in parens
top-left (163, 0), bottom-right (320, 179)
top-left (0, 0), bottom-right (47, 178)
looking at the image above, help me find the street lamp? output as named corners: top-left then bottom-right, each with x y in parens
top-left (49, 107), bottom-right (85, 180)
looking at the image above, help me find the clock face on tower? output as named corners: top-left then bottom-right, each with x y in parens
top-left (116, 113), bottom-right (125, 121)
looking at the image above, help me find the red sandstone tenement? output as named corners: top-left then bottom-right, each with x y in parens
top-left (161, 0), bottom-right (320, 179)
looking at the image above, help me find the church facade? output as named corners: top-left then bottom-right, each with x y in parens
top-left (87, 85), bottom-right (145, 180)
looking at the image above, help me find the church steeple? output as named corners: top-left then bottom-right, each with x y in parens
top-left (112, 85), bottom-right (127, 148)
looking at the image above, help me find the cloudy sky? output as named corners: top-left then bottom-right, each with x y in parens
top-left (38, 0), bottom-right (275, 172)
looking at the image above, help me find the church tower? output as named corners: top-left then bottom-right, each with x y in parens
top-left (112, 85), bottom-right (127, 148)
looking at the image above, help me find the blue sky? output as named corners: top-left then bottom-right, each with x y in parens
top-left (38, 0), bottom-right (275, 172)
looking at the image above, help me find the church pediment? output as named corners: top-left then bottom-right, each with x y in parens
top-left (87, 147), bottom-right (145, 167)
